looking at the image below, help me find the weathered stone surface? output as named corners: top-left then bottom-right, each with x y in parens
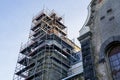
top-left (79, 0), bottom-right (120, 80)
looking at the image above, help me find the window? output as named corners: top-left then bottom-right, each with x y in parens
top-left (100, 16), bottom-right (105, 20)
top-left (107, 8), bottom-right (112, 13)
top-left (108, 45), bottom-right (120, 80)
top-left (109, 16), bottom-right (114, 21)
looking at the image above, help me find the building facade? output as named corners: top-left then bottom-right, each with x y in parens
top-left (78, 0), bottom-right (120, 80)
top-left (13, 10), bottom-right (82, 80)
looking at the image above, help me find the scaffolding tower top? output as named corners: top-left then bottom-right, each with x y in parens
top-left (32, 10), bottom-right (66, 30)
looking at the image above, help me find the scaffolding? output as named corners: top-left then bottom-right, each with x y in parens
top-left (13, 10), bottom-right (80, 80)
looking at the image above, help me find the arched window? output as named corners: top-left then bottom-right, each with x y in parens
top-left (107, 43), bottom-right (120, 80)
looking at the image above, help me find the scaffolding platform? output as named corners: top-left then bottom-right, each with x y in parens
top-left (13, 10), bottom-right (80, 80)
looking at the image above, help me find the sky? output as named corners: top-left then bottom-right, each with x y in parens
top-left (0, 0), bottom-right (90, 80)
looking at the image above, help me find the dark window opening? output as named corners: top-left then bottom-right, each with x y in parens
top-left (100, 16), bottom-right (105, 20)
top-left (107, 9), bottom-right (112, 13)
top-left (91, 10), bottom-right (95, 13)
top-left (109, 16), bottom-right (114, 21)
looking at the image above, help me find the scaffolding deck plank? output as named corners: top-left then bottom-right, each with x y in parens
top-left (15, 63), bottom-right (35, 75)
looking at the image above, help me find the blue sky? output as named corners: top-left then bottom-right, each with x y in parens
top-left (0, 0), bottom-right (90, 80)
